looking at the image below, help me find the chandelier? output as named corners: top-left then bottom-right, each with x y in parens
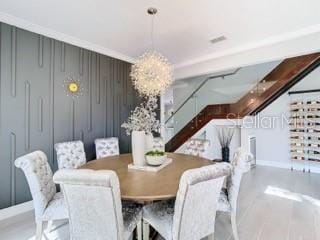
top-left (130, 7), bottom-right (173, 97)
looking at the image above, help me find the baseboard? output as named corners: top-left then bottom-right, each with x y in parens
top-left (0, 200), bottom-right (33, 222)
top-left (256, 160), bottom-right (320, 174)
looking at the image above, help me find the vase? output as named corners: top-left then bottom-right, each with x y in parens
top-left (145, 133), bottom-right (154, 152)
top-left (131, 131), bottom-right (146, 166)
top-left (221, 146), bottom-right (230, 162)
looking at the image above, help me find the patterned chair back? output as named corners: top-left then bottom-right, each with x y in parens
top-left (153, 137), bottom-right (165, 152)
top-left (54, 169), bottom-right (124, 240)
top-left (14, 151), bottom-right (56, 222)
top-left (54, 140), bottom-right (86, 169)
top-left (184, 138), bottom-right (210, 157)
top-left (227, 148), bottom-right (252, 213)
top-left (95, 137), bottom-right (120, 159)
top-left (172, 163), bottom-right (231, 240)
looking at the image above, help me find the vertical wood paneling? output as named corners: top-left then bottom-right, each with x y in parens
top-left (49, 39), bottom-right (55, 163)
top-left (79, 48), bottom-right (84, 76)
top-left (10, 132), bottom-right (16, 205)
top-left (0, 22), bottom-right (140, 209)
top-left (11, 27), bottom-right (16, 97)
top-left (117, 94), bottom-right (121, 137)
top-left (104, 57), bottom-right (110, 137)
top-left (0, 23), bottom-right (2, 135)
top-left (96, 54), bottom-right (100, 104)
top-left (80, 130), bottom-right (84, 142)
top-left (113, 60), bottom-right (117, 136)
top-left (60, 42), bottom-right (65, 72)
top-left (38, 35), bottom-right (43, 68)
top-left (71, 99), bottom-right (75, 140)
top-left (25, 81), bottom-right (30, 150)
top-left (120, 62), bottom-right (124, 105)
top-left (88, 52), bottom-right (92, 131)
top-left (38, 97), bottom-right (43, 132)
top-left (110, 59), bottom-right (114, 136)
top-left (124, 63), bottom-right (128, 105)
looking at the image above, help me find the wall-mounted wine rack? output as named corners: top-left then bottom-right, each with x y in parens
top-left (289, 89), bottom-right (320, 172)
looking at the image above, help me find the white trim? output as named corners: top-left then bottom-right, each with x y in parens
top-left (256, 160), bottom-right (320, 174)
top-left (175, 24), bottom-right (320, 69)
top-left (0, 200), bottom-right (33, 222)
top-left (0, 11), bottom-right (135, 63)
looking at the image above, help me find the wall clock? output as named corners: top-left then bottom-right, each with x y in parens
top-left (63, 77), bottom-right (84, 98)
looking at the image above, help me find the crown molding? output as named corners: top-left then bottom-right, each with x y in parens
top-left (2, 11), bottom-right (320, 75)
top-left (0, 11), bottom-right (136, 63)
top-left (174, 24), bottom-right (320, 69)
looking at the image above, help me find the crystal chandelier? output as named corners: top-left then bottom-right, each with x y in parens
top-left (130, 7), bottom-right (173, 97)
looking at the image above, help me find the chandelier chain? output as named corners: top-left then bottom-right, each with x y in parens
top-left (151, 13), bottom-right (155, 50)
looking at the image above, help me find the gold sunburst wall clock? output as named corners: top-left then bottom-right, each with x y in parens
top-left (63, 77), bottom-right (84, 98)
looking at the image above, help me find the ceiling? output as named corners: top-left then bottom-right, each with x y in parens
top-left (0, 0), bottom-right (320, 78)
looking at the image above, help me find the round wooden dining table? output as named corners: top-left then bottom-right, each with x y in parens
top-left (81, 153), bottom-right (213, 203)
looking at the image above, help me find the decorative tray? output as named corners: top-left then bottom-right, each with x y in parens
top-left (128, 158), bottom-right (172, 172)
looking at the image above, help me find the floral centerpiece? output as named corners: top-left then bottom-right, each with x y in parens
top-left (121, 96), bottom-right (160, 135)
top-left (121, 97), bottom-right (160, 166)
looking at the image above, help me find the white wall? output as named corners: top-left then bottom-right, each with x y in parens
top-left (241, 67), bottom-right (320, 173)
top-left (176, 119), bottom-right (241, 161)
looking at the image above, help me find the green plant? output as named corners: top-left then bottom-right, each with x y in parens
top-left (145, 150), bottom-right (165, 156)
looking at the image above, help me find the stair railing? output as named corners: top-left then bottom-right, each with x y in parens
top-left (165, 68), bottom-right (240, 125)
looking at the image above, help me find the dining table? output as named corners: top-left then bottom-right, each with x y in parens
top-left (81, 152), bottom-right (214, 203)
top-left (81, 152), bottom-right (215, 239)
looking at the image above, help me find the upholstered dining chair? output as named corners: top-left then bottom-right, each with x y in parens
top-left (217, 148), bottom-right (252, 240)
top-left (94, 137), bottom-right (120, 159)
top-left (54, 140), bottom-right (86, 169)
top-left (184, 138), bottom-right (210, 157)
top-left (153, 137), bottom-right (165, 151)
top-left (142, 162), bottom-right (232, 240)
top-left (53, 169), bottom-right (142, 240)
top-left (14, 151), bottom-right (68, 240)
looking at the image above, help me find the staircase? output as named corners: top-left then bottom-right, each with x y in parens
top-left (165, 53), bottom-right (320, 152)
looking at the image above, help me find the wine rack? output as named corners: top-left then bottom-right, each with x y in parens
top-left (290, 91), bottom-right (320, 172)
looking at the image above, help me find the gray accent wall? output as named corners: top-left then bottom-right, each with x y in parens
top-left (0, 22), bottom-right (141, 209)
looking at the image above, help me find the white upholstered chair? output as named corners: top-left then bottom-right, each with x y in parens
top-left (184, 138), bottom-right (210, 157)
top-left (53, 169), bottom-right (142, 240)
top-left (14, 151), bottom-right (68, 240)
top-left (143, 162), bottom-right (232, 240)
top-left (217, 148), bottom-right (252, 240)
top-left (153, 137), bottom-right (165, 151)
top-left (54, 140), bottom-right (86, 169)
top-left (94, 137), bottom-right (120, 159)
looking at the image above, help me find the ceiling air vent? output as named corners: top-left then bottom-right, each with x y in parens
top-left (210, 36), bottom-right (227, 44)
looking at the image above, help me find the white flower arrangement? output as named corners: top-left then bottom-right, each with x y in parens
top-left (121, 97), bottom-right (160, 135)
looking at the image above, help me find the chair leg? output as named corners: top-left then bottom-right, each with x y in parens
top-left (46, 220), bottom-right (53, 233)
top-left (36, 221), bottom-right (44, 240)
top-left (231, 213), bottom-right (239, 240)
top-left (136, 220), bottom-right (142, 240)
top-left (207, 233), bottom-right (215, 240)
top-left (143, 220), bottom-right (150, 240)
